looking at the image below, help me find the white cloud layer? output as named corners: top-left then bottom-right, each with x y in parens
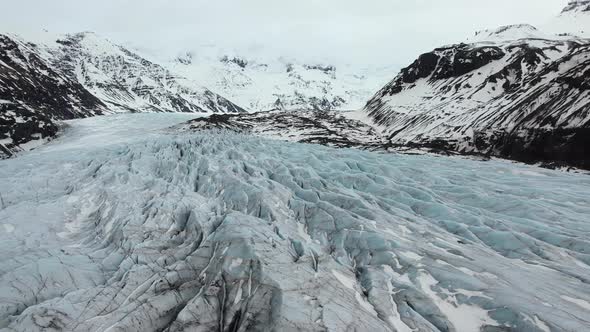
top-left (1, 0), bottom-right (568, 66)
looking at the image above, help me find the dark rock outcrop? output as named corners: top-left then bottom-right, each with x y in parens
top-left (50, 32), bottom-right (246, 115)
top-left (562, 0), bottom-right (590, 13)
top-left (179, 110), bottom-right (384, 149)
top-left (0, 32), bottom-right (246, 157)
top-left (0, 34), bottom-right (107, 157)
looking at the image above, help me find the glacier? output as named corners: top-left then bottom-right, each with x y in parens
top-left (0, 113), bottom-right (589, 331)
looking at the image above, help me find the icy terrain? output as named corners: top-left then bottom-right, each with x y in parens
top-left (1, 113), bottom-right (590, 331)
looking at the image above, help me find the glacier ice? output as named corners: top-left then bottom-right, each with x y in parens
top-left (0, 113), bottom-right (589, 331)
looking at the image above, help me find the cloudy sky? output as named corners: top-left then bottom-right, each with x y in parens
top-left (1, 0), bottom-right (568, 66)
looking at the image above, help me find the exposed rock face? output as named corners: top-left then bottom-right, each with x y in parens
top-left (0, 103), bottom-right (59, 157)
top-left (562, 0), bottom-right (590, 13)
top-left (363, 26), bottom-right (590, 169)
top-left (178, 110), bottom-right (383, 148)
top-left (50, 33), bottom-right (246, 114)
top-left (0, 34), bottom-right (107, 157)
top-left (0, 32), bottom-right (246, 157)
top-left (387, 45), bottom-right (505, 91)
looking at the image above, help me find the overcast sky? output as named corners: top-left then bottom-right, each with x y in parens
top-left (1, 0), bottom-right (568, 66)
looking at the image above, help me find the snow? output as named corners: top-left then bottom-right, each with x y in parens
top-left (0, 113), bottom-right (589, 331)
top-left (332, 270), bottom-right (356, 290)
top-left (166, 53), bottom-right (394, 112)
top-left (15, 136), bottom-right (47, 151)
top-left (400, 251), bottom-right (422, 261)
top-left (561, 295), bottom-right (590, 311)
top-left (5, 32), bottom-right (244, 117)
top-left (332, 269), bottom-right (378, 317)
top-left (1, 224), bottom-right (15, 233)
top-left (470, 24), bottom-right (553, 43)
top-left (417, 272), bottom-right (498, 332)
top-left (0, 59), bottom-right (16, 72)
top-left (354, 291), bottom-right (378, 316)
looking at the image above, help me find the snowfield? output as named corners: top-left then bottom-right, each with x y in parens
top-left (0, 113), bottom-right (589, 331)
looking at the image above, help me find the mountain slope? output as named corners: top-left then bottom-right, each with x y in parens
top-left (168, 52), bottom-right (393, 112)
top-left (0, 32), bottom-right (246, 158)
top-left (0, 34), bottom-right (108, 157)
top-left (48, 33), bottom-right (246, 114)
top-left (362, 23), bottom-right (590, 169)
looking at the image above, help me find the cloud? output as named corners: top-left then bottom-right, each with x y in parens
top-left (0, 0), bottom-right (568, 66)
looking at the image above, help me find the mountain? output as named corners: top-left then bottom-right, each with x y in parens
top-left (2, 30), bottom-right (390, 157)
top-left (167, 51), bottom-right (394, 112)
top-left (183, 19), bottom-right (590, 170)
top-left (167, 4), bottom-right (590, 170)
top-left (362, 21), bottom-right (590, 169)
top-left (0, 34), bottom-right (108, 157)
top-left (0, 32), bottom-right (245, 158)
top-left (47, 32), bottom-right (246, 114)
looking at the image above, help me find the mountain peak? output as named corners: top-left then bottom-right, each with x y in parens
top-left (471, 24), bottom-right (544, 42)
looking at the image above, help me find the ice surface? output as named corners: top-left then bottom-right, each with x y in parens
top-left (0, 113), bottom-right (589, 331)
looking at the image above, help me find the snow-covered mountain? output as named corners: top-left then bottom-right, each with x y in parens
top-left (177, 17), bottom-right (590, 170)
top-left (1, 30), bottom-right (394, 157)
top-left (167, 51), bottom-right (394, 112)
top-left (47, 32), bottom-right (246, 114)
top-left (0, 34), bottom-right (109, 157)
top-left (362, 14), bottom-right (590, 169)
top-left (0, 32), bottom-right (245, 158)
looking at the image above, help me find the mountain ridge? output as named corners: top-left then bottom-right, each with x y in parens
top-left (0, 33), bottom-right (109, 156)
top-left (166, 50), bottom-right (394, 112)
top-left (0, 31), bottom-right (246, 157)
top-left (362, 20), bottom-right (590, 169)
